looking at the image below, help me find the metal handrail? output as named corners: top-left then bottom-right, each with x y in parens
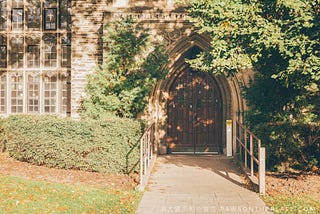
top-left (236, 121), bottom-right (266, 195)
top-left (139, 122), bottom-right (156, 190)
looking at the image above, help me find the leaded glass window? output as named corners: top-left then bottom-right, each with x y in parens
top-left (59, 0), bottom-right (71, 29)
top-left (10, 73), bottom-right (24, 113)
top-left (0, 0), bottom-right (71, 116)
top-left (61, 34), bottom-right (71, 67)
top-left (0, 0), bottom-right (7, 30)
top-left (27, 73), bottom-right (40, 113)
top-left (0, 72), bottom-right (6, 113)
top-left (0, 36), bottom-right (6, 68)
top-left (12, 8), bottom-right (24, 30)
top-left (44, 8), bottom-right (57, 30)
top-left (0, 45), bottom-right (6, 68)
top-left (27, 0), bottom-right (41, 30)
top-left (26, 36), bottom-right (40, 68)
top-left (43, 34), bottom-right (57, 67)
top-left (43, 72), bottom-right (57, 113)
top-left (10, 36), bottom-right (24, 68)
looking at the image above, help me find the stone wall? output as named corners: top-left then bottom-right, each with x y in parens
top-left (70, 0), bottom-right (188, 117)
top-left (70, 0), bottom-right (109, 117)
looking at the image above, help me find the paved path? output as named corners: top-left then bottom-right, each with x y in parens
top-left (137, 155), bottom-right (272, 214)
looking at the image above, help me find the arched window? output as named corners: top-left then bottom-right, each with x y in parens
top-left (26, 35), bottom-right (41, 68)
top-left (10, 73), bottom-right (24, 113)
top-left (43, 34), bottom-right (57, 67)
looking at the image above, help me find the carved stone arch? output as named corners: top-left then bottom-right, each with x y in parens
top-left (150, 33), bottom-right (245, 155)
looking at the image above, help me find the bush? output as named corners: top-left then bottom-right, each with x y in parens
top-left (250, 122), bottom-right (320, 171)
top-left (0, 114), bottom-right (142, 174)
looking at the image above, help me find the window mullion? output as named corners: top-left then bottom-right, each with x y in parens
top-left (23, 3), bottom-right (26, 112)
top-left (6, 0), bottom-right (10, 114)
top-left (56, 71), bottom-right (59, 113)
top-left (40, 31), bottom-right (44, 114)
top-left (23, 67), bottom-right (26, 113)
top-left (56, 33), bottom-right (60, 113)
top-left (5, 71), bottom-right (9, 114)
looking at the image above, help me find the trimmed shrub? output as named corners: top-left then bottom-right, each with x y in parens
top-left (1, 114), bottom-right (142, 174)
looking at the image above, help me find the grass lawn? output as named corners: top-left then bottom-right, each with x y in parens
top-left (0, 174), bottom-right (142, 214)
top-left (263, 195), bottom-right (320, 214)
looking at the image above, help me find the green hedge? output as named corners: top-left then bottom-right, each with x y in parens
top-left (0, 114), bottom-right (142, 174)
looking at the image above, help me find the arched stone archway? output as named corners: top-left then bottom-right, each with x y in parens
top-left (150, 33), bottom-right (247, 155)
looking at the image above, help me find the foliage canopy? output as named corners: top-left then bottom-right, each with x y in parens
top-left (186, 0), bottom-right (320, 170)
top-left (81, 18), bottom-right (168, 119)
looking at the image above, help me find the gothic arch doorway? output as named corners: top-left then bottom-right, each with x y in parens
top-left (166, 68), bottom-right (222, 154)
top-left (151, 34), bottom-right (247, 156)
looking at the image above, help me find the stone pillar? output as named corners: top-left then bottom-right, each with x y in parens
top-left (70, 0), bottom-right (107, 118)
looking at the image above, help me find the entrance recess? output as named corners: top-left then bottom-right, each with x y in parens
top-left (166, 69), bottom-right (222, 154)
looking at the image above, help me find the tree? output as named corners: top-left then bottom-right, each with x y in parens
top-left (81, 17), bottom-right (168, 119)
top-left (186, 0), bottom-right (320, 170)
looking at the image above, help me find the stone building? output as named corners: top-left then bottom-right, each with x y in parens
top-left (0, 0), bottom-right (252, 155)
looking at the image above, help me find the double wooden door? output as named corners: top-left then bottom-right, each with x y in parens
top-left (167, 70), bottom-right (221, 154)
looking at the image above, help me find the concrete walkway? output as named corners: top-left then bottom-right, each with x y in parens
top-left (137, 155), bottom-right (272, 214)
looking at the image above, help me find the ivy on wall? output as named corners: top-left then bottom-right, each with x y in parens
top-left (81, 17), bottom-right (168, 119)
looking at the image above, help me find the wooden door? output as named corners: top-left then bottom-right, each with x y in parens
top-left (166, 70), bottom-right (221, 154)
